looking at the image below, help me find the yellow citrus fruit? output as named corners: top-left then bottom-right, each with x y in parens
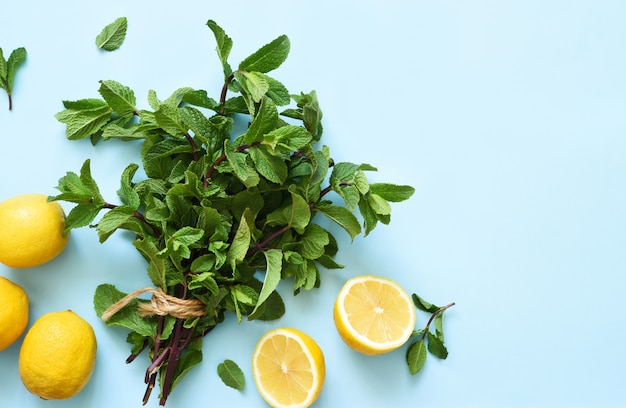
top-left (333, 275), bottom-right (416, 355)
top-left (252, 327), bottom-right (325, 408)
top-left (0, 193), bottom-right (70, 268)
top-left (0, 276), bottom-right (29, 351)
top-left (19, 310), bottom-right (97, 400)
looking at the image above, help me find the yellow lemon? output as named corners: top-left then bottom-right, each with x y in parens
top-left (252, 328), bottom-right (325, 408)
top-left (19, 310), bottom-right (97, 400)
top-left (0, 194), bottom-right (69, 268)
top-left (333, 275), bottom-right (416, 355)
top-left (0, 276), bottom-right (29, 351)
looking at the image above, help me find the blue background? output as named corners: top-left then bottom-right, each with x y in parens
top-left (1, 1), bottom-right (625, 407)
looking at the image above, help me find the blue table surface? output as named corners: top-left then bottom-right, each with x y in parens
top-left (1, 1), bottom-right (625, 407)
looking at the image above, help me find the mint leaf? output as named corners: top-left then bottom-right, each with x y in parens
top-left (93, 284), bottom-right (155, 337)
top-left (96, 17), bottom-right (128, 51)
top-left (217, 359), bottom-right (245, 391)
top-left (249, 144), bottom-right (288, 184)
top-left (370, 183), bottom-right (415, 202)
top-left (427, 331), bottom-right (448, 359)
top-left (315, 203), bottom-right (361, 240)
top-left (407, 340), bottom-right (428, 375)
top-left (7, 47), bottom-right (26, 90)
top-left (206, 19), bottom-right (233, 78)
top-left (412, 293), bottom-right (440, 313)
top-left (244, 96), bottom-right (278, 144)
top-left (98, 80), bottom-right (137, 119)
top-left (239, 35), bottom-right (290, 73)
top-left (251, 249), bottom-right (283, 316)
top-left (55, 100), bottom-right (112, 140)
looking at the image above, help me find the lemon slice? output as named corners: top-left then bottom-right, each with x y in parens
top-left (252, 328), bottom-right (325, 408)
top-left (333, 275), bottom-right (416, 355)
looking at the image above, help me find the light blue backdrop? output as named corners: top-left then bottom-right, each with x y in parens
top-left (1, 1), bottom-right (624, 407)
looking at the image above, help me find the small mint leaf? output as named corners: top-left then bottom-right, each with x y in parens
top-left (96, 17), bottom-right (128, 51)
top-left (406, 340), bottom-right (427, 375)
top-left (217, 359), bottom-right (245, 391)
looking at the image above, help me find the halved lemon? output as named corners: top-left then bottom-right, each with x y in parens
top-left (333, 275), bottom-right (416, 355)
top-left (252, 328), bottom-right (325, 408)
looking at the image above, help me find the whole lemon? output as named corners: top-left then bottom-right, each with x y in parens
top-left (0, 193), bottom-right (70, 268)
top-left (19, 310), bottom-right (97, 400)
top-left (0, 276), bottom-right (29, 351)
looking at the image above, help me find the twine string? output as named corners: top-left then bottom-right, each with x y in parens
top-left (101, 287), bottom-right (205, 322)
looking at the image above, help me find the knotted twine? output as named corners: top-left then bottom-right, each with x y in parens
top-left (101, 287), bottom-right (205, 322)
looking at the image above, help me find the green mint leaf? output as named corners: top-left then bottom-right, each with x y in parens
top-left (249, 144), bottom-right (288, 184)
top-left (133, 238), bottom-right (167, 288)
top-left (251, 249), bottom-right (283, 316)
top-left (434, 312), bottom-right (445, 341)
top-left (55, 100), bottom-right (112, 140)
top-left (412, 293), bottom-right (440, 313)
top-left (427, 331), bottom-right (448, 359)
top-left (98, 80), bottom-right (137, 119)
top-left (96, 17), bottom-right (128, 51)
top-left (266, 190), bottom-right (311, 234)
top-left (367, 193), bottom-right (392, 216)
top-left (154, 104), bottom-right (187, 137)
top-left (117, 163), bottom-right (140, 208)
top-left (181, 89), bottom-right (221, 110)
top-left (406, 340), bottom-right (428, 375)
top-left (244, 96), bottom-right (278, 144)
top-left (206, 19), bottom-right (233, 78)
top-left (264, 75), bottom-right (290, 106)
top-left (266, 125), bottom-right (312, 153)
top-left (224, 141), bottom-right (260, 187)
top-left (299, 224), bottom-right (330, 260)
top-left (164, 227), bottom-right (205, 259)
top-left (370, 183), bottom-right (415, 202)
top-left (97, 205), bottom-right (139, 243)
top-left (0, 48), bottom-right (6, 84)
top-left (188, 271), bottom-right (219, 295)
top-left (63, 203), bottom-right (102, 234)
top-left (217, 359), bottom-right (245, 391)
top-left (236, 71), bottom-right (270, 103)
top-left (7, 47), bottom-right (26, 88)
top-left (171, 348), bottom-right (203, 392)
top-left (239, 34), bottom-right (290, 73)
top-left (93, 284), bottom-right (155, 337)
top-left (227, 215), bottom-right (252, 270)
top-left (358, 196), bottom-right (378, 236)
top-left (315, 203), bottom-right (362, 240)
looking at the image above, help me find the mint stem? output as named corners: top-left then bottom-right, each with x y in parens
top-left (419, 302), bottom-right (455, 342)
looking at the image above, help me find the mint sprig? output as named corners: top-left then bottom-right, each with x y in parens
top-left (51, 20), bottom-right (415, 405)
top-left (0, 46), bottom-right (26, 110)
top-left (406, 295), bottom-right (455, 375)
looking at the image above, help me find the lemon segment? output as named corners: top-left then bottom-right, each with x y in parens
top-left (0, 194), bottom-right (69, 268)
top-left (19, 310), bottom-right (97, 400)
top-left (333, 275), bottom-right (416, 355)
top-left (252, 327), bottom-right (325, 408)
top-left (0, 276), bottom-right (29, 351)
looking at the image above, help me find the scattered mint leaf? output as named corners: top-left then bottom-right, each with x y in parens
top-left (96, 17), bottom-right (128, 51)
top-left (0, 46), bottom-right (26, 110)
top-left (217, 359), bottom-right (245, 391)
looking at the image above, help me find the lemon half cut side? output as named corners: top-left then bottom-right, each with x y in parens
top-left (333, 275), bottom-right (417, 355)
top-left (252, 327), bottom-right (325, 408)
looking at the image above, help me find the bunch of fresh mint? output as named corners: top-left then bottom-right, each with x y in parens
top-left (51, 20), bottom-right (414, 405)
